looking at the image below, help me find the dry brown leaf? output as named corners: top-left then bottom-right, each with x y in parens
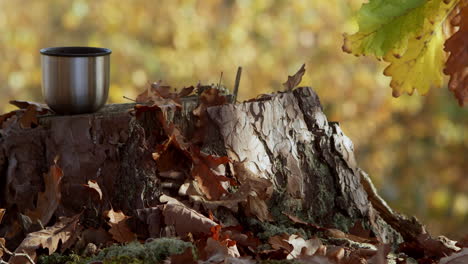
top-left (105, 209), bottom-right (136, 243)
top-left (232, 161), bottom-right (273, 222)
top-left (286, 234), bottom-right (323, 259)
top-left (417, 233), bottom-right (457, 259)
top-left (83, 180), bottom-right (103, 200)
top-left (191, 149), bottom-right (230, 200)
top-left (203, 237), bottom-right (240, 263)
top-left (0, 237), bottom-right (5, 259)
top-left (25, 157), bottom-right (63, 226)
top-left (9, 214), bottom-right (80, 264)
top-left (0, 208), bottom-right (5, 224)
top-left (282, 63), bottom-right (306, 91)
top-left (269, 234), bottom-right (294, 253)
top-left (440, 248), bottom-right (468, 264)
top-left (162, 202), bottom-right (217, 237)
top-left (9, 100), bottom-right (51, 113)
top-left (444, 3), bottom-right (468, 106)
top-left (19, 105), bottom-right (39, 129)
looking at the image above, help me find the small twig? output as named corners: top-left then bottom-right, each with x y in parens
top-left (122, 96), bottom-right (138, 103)
top-left (0, 243), bottom-right (35, 264)
top-left (217, 71), bottom-right (223, 89)
top-left (232, 66), bottom-right (242, 103)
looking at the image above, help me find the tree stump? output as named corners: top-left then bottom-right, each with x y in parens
top-left (0, 87), bottom-right (423, 249)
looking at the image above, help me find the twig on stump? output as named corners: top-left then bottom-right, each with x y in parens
top-left (232, 66), bottom-right (242, 103)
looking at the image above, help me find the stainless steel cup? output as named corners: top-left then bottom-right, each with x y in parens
top-left (40, 46), bottom-right (111, 114)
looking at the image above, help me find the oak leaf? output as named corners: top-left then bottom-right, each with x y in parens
top-left (162, 202), bottom-right (217, 237)
top-left (83, 180), bottom-right (103, 200)
top-left (344, 0), bottom-right (458, 98)
top-left (25, 157), bottom-right (63, 226)
top-left (383, 0), bottom-right (457, 97)
top-left (104, 209), bottom-right (136, 243)
top-left (191, 149), bottom-right (230, 200)
top-left (9, 214), bottom-right (80, 264)
top-left (444, 2), bottom-right (468, 106)
top-left (282, 64), bottom-right (306, 91)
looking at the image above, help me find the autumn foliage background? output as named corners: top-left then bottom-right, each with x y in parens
top-left (0, 0), bottom-right (466, 239)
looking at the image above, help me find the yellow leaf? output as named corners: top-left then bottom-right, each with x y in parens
top-left (382, 0), bottom-right (458, 97)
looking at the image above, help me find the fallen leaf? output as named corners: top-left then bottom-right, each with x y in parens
top-left (9, 100), bottom-right (51, 113)
top-left (202, 237), bottom-right (240, 263)
top-left (0, 237), bottom-right (5, 259)
top-left (232, 161), bottom-right (274, 222)
top-left (282, 64), bottom-right (306, 91)
top-left (269, 234), bottom-right (294, 253)
top-left (104, 209), bottom-right (136, 243)
top-left (0, 208), bottom-right (5, 224)
top-left (222, 226), bottom-right (261, 249)
top-left (25, 157), bottom-right (63, 226)
top-left (83, 180), bottom-right (103, 200)
top-left (177, 86), bottom-right (195, 98)
top-left (9, 214), bottom-right (80, 264)
top-left (444, 2), bottom-right (468, 106)
top-left (191, 149), bottom-right (230, 200)
top-left (286, 234), bottom-right (322, 259)
top-left (162, 202), bottom-right (217, 237)
top-left (440, 248), bottom-right (468, 264)
top-left (417, 233), bottom-right (458, 259)
top-left (19, 105), bottom-right (39, 129)
top-left (326, 246), bottom-right (345, 263)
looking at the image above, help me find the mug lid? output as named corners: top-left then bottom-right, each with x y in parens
top-left (40, 47), bottom-right (112, 57)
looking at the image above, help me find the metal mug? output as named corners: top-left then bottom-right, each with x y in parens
top-left (40, 46), bottom-right (111, 114)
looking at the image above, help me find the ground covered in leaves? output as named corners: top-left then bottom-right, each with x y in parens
top-left (1, 68), bottom-right (468, 264)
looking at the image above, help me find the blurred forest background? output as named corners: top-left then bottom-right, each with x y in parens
top-left (0, 0), bottom-right (466, 239)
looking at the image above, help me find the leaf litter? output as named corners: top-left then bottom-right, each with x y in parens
top-left (0, 67), bottom-right (467, 263)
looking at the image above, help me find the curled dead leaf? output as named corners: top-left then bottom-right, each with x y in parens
top-left (104, 209), bottom-right (136, 243)
top-left (162, 202), bottom-right (217, 237)
top-left (283, 64), bottom-right (306, 91)
top-left (83, 180), bottom-right (103, 200)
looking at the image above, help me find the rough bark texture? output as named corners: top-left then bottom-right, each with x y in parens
top-left (0, 87), bottom-right (421, 248)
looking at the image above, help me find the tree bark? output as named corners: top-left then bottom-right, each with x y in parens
top-left (0, 87), bottom-right (423, 248)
